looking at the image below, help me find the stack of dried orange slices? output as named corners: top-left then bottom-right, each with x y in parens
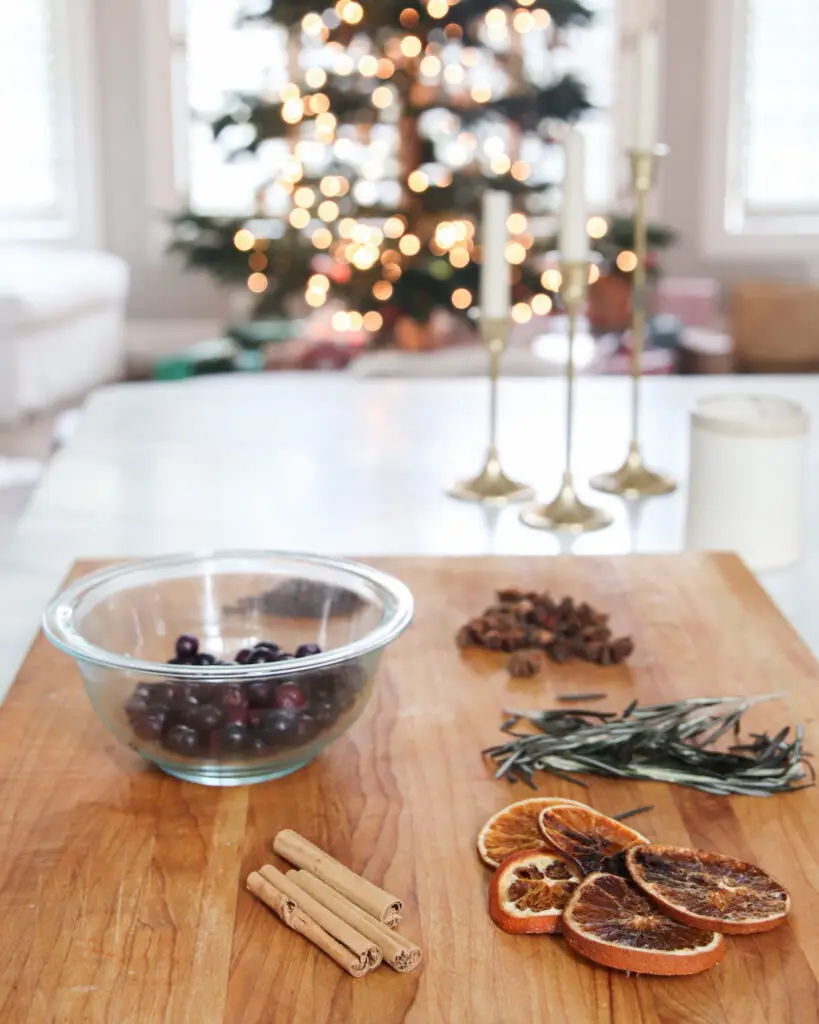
top-left (478, 798), bottom-right (791, 976)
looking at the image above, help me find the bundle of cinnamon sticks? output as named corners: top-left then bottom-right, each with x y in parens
top-left (247, 829), bottom-right (422, 978)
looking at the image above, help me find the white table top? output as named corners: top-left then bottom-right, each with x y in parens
top-left (1, 373), bottom-right (817, 699)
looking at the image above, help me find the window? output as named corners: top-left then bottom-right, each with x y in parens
top-left (0, 0), bottom-right (87, 240)
top-left (703, 0), bottom-right (819, 255)
top-left (174, 0), bottom-right (618, 216)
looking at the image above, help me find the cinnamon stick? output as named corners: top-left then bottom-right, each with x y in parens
top-left (247, 871), bottom-right (375, 978)
top-left (290, 869), bottom-right (422, 973)
top-left (273, 829), bottom-right (403, 927)
top-left (257, 864), bottom-right (382, 971)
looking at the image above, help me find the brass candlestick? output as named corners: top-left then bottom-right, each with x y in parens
top-left (447, 318), bottom-right (534, 504)
top-left (520, 262), bottom-right (613, 534)
top-left (590, 146), bottom-right (677, 499)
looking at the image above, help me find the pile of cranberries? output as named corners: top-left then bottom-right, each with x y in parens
top-left (124, 634), bottom-right (359, 759)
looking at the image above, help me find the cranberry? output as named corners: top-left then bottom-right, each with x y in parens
top-left (247, 681), bottom-right (276, 707)
top-left (163, 725), bottom-right (199, 756)
top-left (193, 652), bottom-right (217, 666)
top-left (175, 634), bottom-right (199, 659)
top-left (235, 648), bottom-right (253, 664)
top-left (249, 735), bottom-right (271, 755)
top-left (295, 643), bottom-right (322, 658)
top-left (126, 692), bottom-right (150, 718)
top-left (221, 685), bottom-right (248, 711)
top-left (254, 642), bottom-right (281, 656)
top-left (296, 714), bottom-right (320, 743)
top-left (259, 709), bottom-right (299, 746)
top-left (274, 683), bottom-right (308, 711)
top-left (248, 649), bottom-right (275, 664)
top-left (188, 704), bottom-right (224, 733)
top-left (312, 701), bottom-right (339, 727)
top-left (150, 683), bottom-right (185, 707)
top-left (217, 723), bottom-right (248, 753)
top-left (132, 710), bottom-right (168, 741)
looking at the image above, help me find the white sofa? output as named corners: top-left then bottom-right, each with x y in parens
top-left (0, 246), bottom-right (129, 423)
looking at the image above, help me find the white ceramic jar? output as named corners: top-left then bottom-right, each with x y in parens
top-left (685, 394), bottom-right (809, 570)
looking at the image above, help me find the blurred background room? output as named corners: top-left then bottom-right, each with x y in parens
top-left (1, 0), bottom-right (817, 539)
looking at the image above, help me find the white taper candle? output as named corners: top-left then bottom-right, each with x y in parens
top-left (480, 190), bottom-right (511, 320)
top-left (633, 29), bottom-right (660, 151)
top-left (559, 127), bottom-right (588, 262)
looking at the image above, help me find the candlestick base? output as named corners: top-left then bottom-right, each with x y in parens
top-left (590, 443), bottom-right (677, 500)
top-left (448, 447), bottom-right (534, 504)
top-left (520, 473), bottom-right (612, 533)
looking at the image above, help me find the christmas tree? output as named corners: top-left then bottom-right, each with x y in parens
top-left (169, 1), bottom-right (648, 342)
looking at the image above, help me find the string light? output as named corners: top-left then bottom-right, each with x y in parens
top-left (452, 287), bottom-right (472, 310)
top-left (449, 247), bottom-right (469, 268)
top-left (486, 8), bottom-right (507, 27)
top-left (422, 58), bottom-right (443, 80)
top-left (427, 0), bottom-right (449, 16)
top-left (363, 310), bottom-right (384, 331)
top-left (340, 1), bottom-right (363, 24)
top-left (233, 228), bottom-right (255, 251)
top-left (281, 98), bottom-right (304, 124)
top-left (352, 245), bottom-right (379, 270)
top-left (377, 58), bottom-right (395, 78)
top-left (339, 217), bottom-right (357, 239)
top-left (304, 68), bottom-right (327, 90)
top-left (247, 272), bottom-right (268, 293)
top-left (399, 234), bottom-right (421, 255)
top-left (381, 248), bottom-right (400, 264)
top-left (512, 10), bottom-right (534, 32)
top-left (311, 93), bottom-right (331, 114)
top-left (248, 252), bottom-right (268, 271)
top-left (511, 160), bottom-right (530, 181)
top-left (589, 264), bottom-right (601, 284)
top-left (587, 216), bottom-right (609, 240)
top-left (516, 0), bottom-right (536, 6)
top-left (318, 200), bottom-right (340, 222)
top-left (532, 8), bottom-right (551, 27)
top-left (400, 8), bottom-right (420, 28)
top-left (293, 186), bottom-right (315, 208)
top-left (383, 216), bottom-right (405, 238)
top-left (443, 64), bottom-right (464, 85)
top-left (305, 290), bottom-right (326, 308)
top-left (435, 222), bottom-right (456, 248)
top-left (281, 83), bottom-right (300, 101)
top-left (372, 86), bottom-right (394, 109)
top-left (506, 212), bottom-right (527, 234)
top-left (348, 311), bottom-right (364, 330)
top-left (319, 177), bottom-right (340, 198)
top-left (512, 302), bottom-right (532, 324)
top-left (352, 223), bottom-right (370, 243)
top-left (444, 23), bottom-right (463, 40)
top-left (335, 55), bottom-right (354, 75)
top-left (408, 170), bottom-right (429, 192)
top-left (359, 55), bottom-right (378, 77)
top-left (505, 241), bottom-right (527, 264)
top-left (531, 293), bottom-right (553, 316)
top-left (315, 112), bottom-right (337, 132)
top-left (617, 250), bottom-right (638, 272)
top-left (384, 262), bottom-right (402, 280)
top-left (312, 227), bottom-right (333, 248)
top-left (289, 208), bottom-right (310, 229)
top-left (541, 268), bottom-right (562, 291)
top-left (308, 273), bottom-right (330, 293)
top-left (302, 12), bottom-right (323, 34)
top-left (490, 154), bottom-right (511, 174)
top-left (471, 85), bottom-right (492, 103)
top-left (401, 36), bottom-right (422, 58)
top-left (373, 280), bottom-right (393, 301)
top-left (332, 311), bottom-right (350, 331)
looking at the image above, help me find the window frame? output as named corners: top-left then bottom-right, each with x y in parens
top-left (702, 0), bottom-right (819, 259)
top-left (0, 0), bottom-right (100, 245)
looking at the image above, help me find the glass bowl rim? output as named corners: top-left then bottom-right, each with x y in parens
top-left (42, 549), bottom-right (414, 680)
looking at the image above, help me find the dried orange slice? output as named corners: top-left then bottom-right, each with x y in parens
top-left (563, 873), bottom-right (724, 976)
top-left (538, 804), bottom-right (648, 876)
top-left (626, 844), bottom-right (791, 935)
top-left (477, 797), bottom-right (591, 869)
top-left (489, 850), bottom-right (582, 934)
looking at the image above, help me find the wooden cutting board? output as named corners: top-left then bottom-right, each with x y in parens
top-left (1, 554), bottom-right (818, 1024)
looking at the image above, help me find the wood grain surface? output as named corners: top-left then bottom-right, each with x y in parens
top-left (1, 554), bottom-right (818, 1024)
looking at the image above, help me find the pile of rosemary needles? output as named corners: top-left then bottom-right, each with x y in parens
top-left (483, 694), bottom-right (813, 797)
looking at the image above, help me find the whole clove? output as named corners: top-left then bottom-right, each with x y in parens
top-left (508, 650), bottom-right (543, 679)
top-left (456, 588), bottom-right (634, 672)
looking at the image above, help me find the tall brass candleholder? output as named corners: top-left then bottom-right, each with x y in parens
top-left (520, 262), bottom-right (613, 534)
top-left (590, 146), bottom-right (677, 499)
top-left (447, 318), bottom-right (534, 504)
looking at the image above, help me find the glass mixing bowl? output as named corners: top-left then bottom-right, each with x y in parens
top-left (44, 551), bottom-right (413, 786)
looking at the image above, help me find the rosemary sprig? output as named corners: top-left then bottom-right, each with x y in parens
top-left (483, 694), bottom-right (812, 797)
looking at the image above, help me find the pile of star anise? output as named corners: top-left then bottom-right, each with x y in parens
top-left (456, 588), bottom-right (634, 675)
